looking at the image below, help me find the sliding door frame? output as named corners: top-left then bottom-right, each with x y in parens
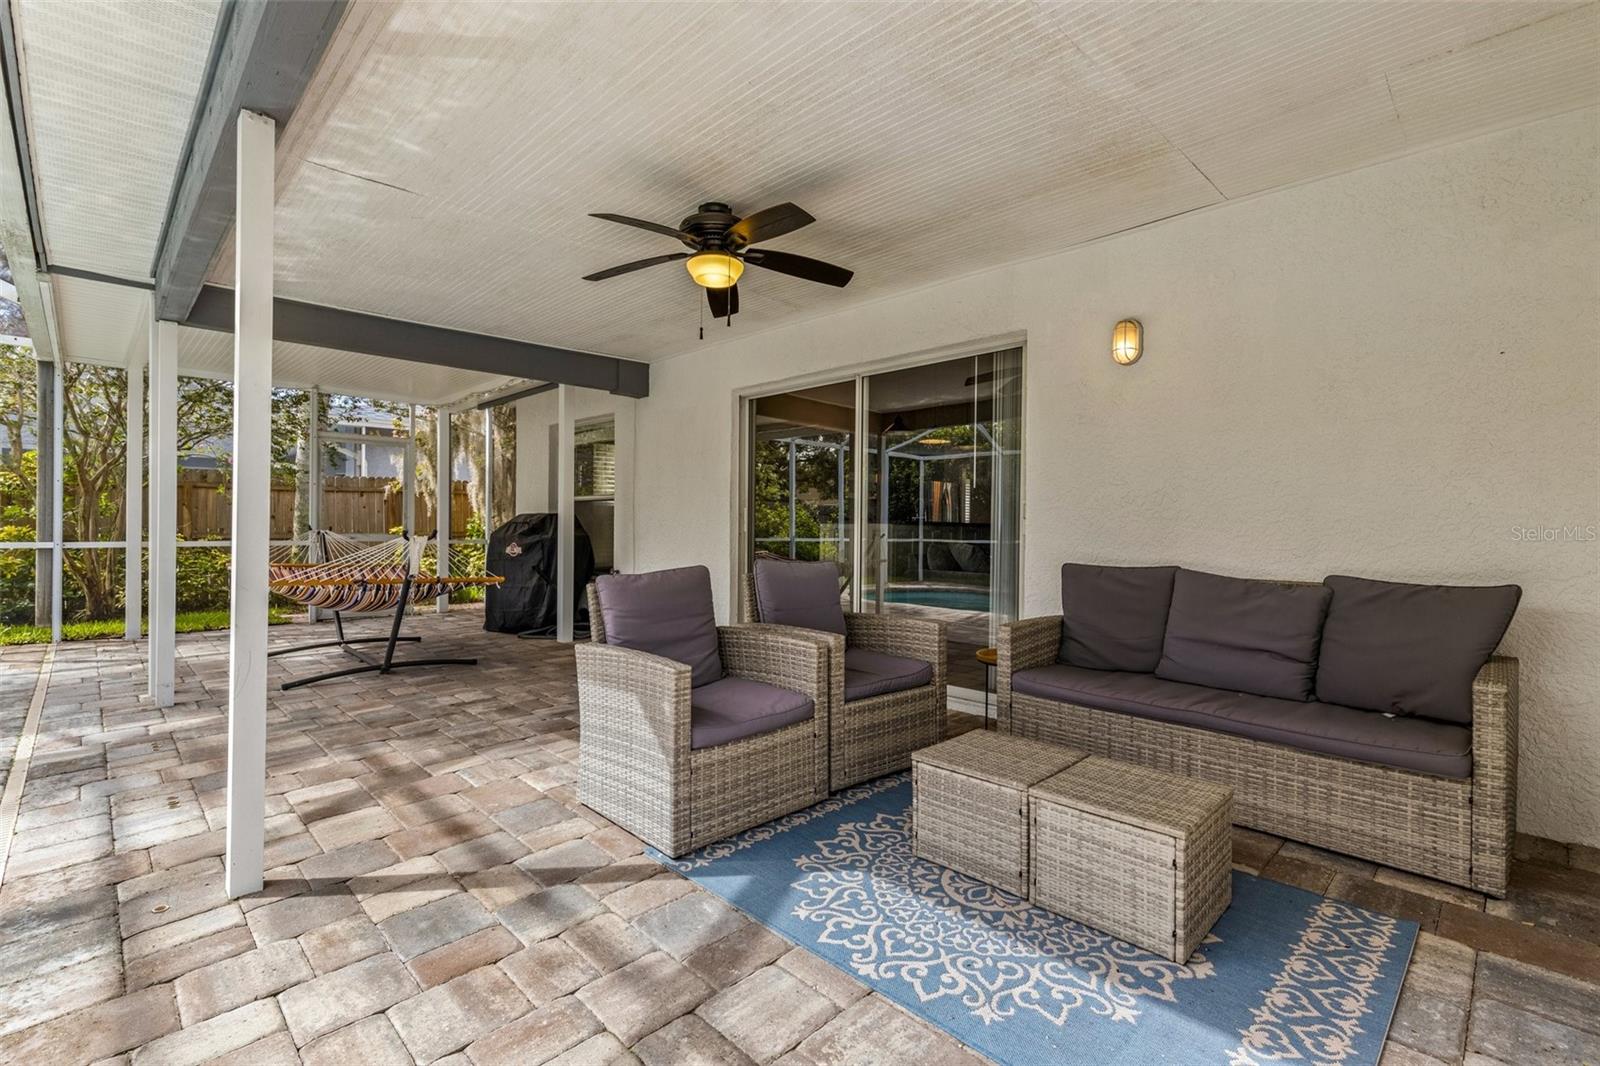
top-left (731, 331), bottom-right (1028, 633)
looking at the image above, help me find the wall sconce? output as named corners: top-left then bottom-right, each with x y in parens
top-left (1112, 319), bottom-right (1143, 365)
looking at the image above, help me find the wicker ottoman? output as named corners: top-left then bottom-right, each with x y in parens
top-left (912, 731), bottom-right (1085, 895)
top-left (1029, 756), bottom-right (1233, 963)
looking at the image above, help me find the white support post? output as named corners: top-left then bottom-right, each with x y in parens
top-left (482, 410), bottom-right (493, 534)
top-left (435, 407), bottom-right (449, 613)
top-left (403, 404), bottom-right (416, 534)
top-left (556, 386), bottom-right (574, 642)
top-left (148, 312), bottom-right (178, 705)
top-left (124, 345), bottom-right (145, 640)
top-left (49, 354), bottom-right (63, 644)
top-left (305, 388), bottom-right (321, 623)
top-left (224, 108), bottom-right (275, 900)
top-left (612, 398), bottom-right (635, 573)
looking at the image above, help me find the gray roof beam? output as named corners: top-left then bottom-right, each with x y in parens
top-left (182, 285), bottom-right (649, 398)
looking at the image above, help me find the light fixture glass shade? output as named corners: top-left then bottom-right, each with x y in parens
top-left (1112, 318), bottom-right (1143, 365)
top-left (686, 252), bottom-right (744, 289)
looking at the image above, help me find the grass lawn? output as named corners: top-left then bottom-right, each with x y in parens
top-left (0, 608), bottom-right (294, 646)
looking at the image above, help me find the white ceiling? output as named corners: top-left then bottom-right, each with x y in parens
top-left (10, 0), bottom-right (1600, 383)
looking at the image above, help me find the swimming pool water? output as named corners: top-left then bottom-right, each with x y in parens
top-left (882, 587), bottom-right (990, 611)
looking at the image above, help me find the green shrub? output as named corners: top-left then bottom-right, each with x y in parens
top-left (0, 607), bottom-right (292, 645)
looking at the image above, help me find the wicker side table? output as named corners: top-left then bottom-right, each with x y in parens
top-left (1030, 756), bottom-right (1232, 963)
top-left (912, 730), bottom-right (1085, 895)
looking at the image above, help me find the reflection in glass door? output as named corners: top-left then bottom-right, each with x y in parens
top-left (747, 383), bottom-right (855, 606)
top-left (862, 349), bottom-right (1021, 690)
top-left (744, 347), bottom-right (1021, 693)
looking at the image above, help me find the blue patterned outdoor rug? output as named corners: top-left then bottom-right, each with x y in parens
top-left (650, 773), bottom-right (1415, 1066)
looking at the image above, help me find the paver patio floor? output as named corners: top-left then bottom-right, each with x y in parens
top-left (0, 610), bottom-right (1595, 1064)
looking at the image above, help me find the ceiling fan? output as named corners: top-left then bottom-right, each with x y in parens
top-left (583, 201), bottom-right (854, 321)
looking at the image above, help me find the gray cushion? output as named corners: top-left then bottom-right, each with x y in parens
top-left (690, 677), bottom-right (814, 750)
top-left (844, 649), bottom-right (933, 702)
top-left (752, 558), bottom-right (846, 635)
top-left (1059, 564), bottom-right (1176, 672)
top-left (1156, 569), bottom-right (1331, 701)
top-left (1316, 575), bottom-right (1520, 724)
top-left (1012, 663), bottom-right (1470, 778)
top-left (595, 566), bottom-right (723, 688)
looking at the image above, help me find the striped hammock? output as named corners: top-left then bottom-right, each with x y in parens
top-left (268, 531), bottom-right (503, 613)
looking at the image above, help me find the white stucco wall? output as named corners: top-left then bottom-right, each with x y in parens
top-left (622, 108), bottom-right (1599, 846)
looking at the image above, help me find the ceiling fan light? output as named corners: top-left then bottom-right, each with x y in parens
top-left (686, 252), bottom-right (744, 289)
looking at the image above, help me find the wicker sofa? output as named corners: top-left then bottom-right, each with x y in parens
top-left (998, 565), bottom-right (1521, 896)
top-left (741, 559), bottom-right (946, 790)
top-left (576, 567), bottom-right (829, 857)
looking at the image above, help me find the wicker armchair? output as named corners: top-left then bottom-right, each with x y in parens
top-left (577, 578), bottom-right (828, 858)
top-left (741, 564), bottom-right (947, 791)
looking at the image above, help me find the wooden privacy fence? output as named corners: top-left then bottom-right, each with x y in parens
top-left (176, 469), bottom-right (473, 539)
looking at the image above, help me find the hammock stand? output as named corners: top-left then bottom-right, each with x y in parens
top-left (267, 532), bottom-right (504, 691)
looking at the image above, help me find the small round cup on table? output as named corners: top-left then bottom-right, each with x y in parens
top-left (976, 647), bottom-right (998, 730)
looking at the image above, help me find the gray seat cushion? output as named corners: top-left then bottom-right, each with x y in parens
top-left (1012, 663), bottom-right (1471, 778)
top-left (595, 566), bottom-right (723, 688)
top-left (1059, 563), bottom-right (1177, 672)
top-left (844, 648), bottom-right (933, 702)
top-left (1315, 575), bottom-right (1521, 724)
top-left (752, 558), bottom-right (847, 635)
top-left (690, 677), bottom-right (814, 750)
top-left (1156, 568), bottom-right (1332, 701)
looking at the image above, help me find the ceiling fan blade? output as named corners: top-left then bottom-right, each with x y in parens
top-left (589, 213), bottom-right (695, 243)
top-left (743, 248), bottom-right (853, 287)
top-left (727, 202), bottom-right (814, 247)
top-left (706, 284), bottom-right (739, 319)
top-left (582, 252), bottom-right (690, 281)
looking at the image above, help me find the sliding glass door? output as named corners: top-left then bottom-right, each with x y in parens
top-left (747, 383), bottom-right (855, 615)
top-left (744, 347), bottom-right (1021, 692)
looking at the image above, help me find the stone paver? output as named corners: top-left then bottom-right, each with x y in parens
top-left (244, 891), bottom-right (360, 945)
top-left (686, 923), bottom-right (792, 990)
top-left (298, 913), bottom-right (388, 974)
top-left (635, 892), bottom-right (747, 960)
top-left (378, 891), bottom-right (496, 961)
top-left (0, 986), bottom-right (179, 1064)
top-left (277, 952), bottom-right (419, 1046)
top-left (465, 995), bottom-right (603, 1066)
top-left (173, 940), bottom-right (313, 1024)
top-left (208, 1029), bottom-right (301, 1065)
top-left (636, 1014), bottom-right (756, 1066)
top-left (500, 939), bottom-right (600, 1006)
top-left (577, 952), bottom-right (713, 1046)
top-left (386, 964), bottom-right (531, 1063)
top-left (776, 995), bottom-right (987, 1066)
top-left (2, 615), bottom-right (1597, 1066)
top-left (563, 913), bottom-right (654, 974)
top-left (499, 883), bottom-right (604, 945)
top-left (127, 999), bottom-right (284, 1066)
top-left (698, 965), bottom-right (838, 1063)
top-left (409, 925), bottom-right (522, 988)
top-left (298, 1014), bottom-right (411, 1066)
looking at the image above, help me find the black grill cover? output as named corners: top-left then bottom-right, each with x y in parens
top-left (484, 513), bottom-right (595, 636)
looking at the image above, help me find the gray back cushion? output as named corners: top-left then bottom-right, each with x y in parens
top-left (595, 566), bottom-right (723, 687)
top-left (1315, 575), bottom-right (1520, 724)
top-left (1059, 564), bottom-right (1176, 672)
top-left (752, 558), bottom-right (846, 636)
top-left (1156, 569), bottom-right (1332, 700)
